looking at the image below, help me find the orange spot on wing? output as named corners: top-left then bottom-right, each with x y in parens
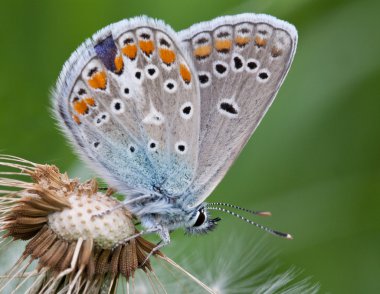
top-left (215, 39), bottom-right (232, 52)
top-left (84, 97), bottom-right (96, 107)
top-left (139, 40), bottom-right (155, 56)
top-left (122, 44), bottom-right (137, 60)
top-left (255, 36), bottom-right (267, 47)
top-left (159, 48), bottom-right (176, 65)
top-left (180, 64), bottom-right (191, 84)
top-left (88, 71), bottom-right (107, 90)
top-left (73, 100), bottom-right (89, 115)
top-left (72, 115), bottom-right (81, 124)
top-left (114, 55), bottom-right (124, 73)
top-left (193, 45), bottom-right (212, 59)
top-left (235, 36), bottom-right (250, 47)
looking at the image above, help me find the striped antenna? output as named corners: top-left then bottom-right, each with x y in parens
top-left (207, 202), bottom-right (272, 216)
top-left (207, 206), bottom-right (293, 239)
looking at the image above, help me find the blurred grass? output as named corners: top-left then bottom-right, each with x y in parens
top-left (1, 0), bottom-right (379, 293)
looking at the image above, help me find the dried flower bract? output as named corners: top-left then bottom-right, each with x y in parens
top-left (0, 155), bottom-right (213, 294)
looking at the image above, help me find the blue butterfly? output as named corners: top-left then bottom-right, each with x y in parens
top-left (53, 13), bottom-right (297, 258)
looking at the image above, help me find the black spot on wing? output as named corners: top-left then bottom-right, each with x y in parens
top-left (140, 33), bottom-right (150, 39)
top-left (238, 28), bottom-right (249, 34)
top-left (199, 74), bottom-right (209, 84)
top-left (178, 145), bottom-right (185, 152)
top-left (159, 38), bottom-right (170, 47)
top-left (215, 64), bottom-right (227, 74)
top-left (258, 72), bottom-right (269, 80)
top-left (183, 106), bottom-right (191, 114)
top-left (114, 102), bottom-right (121, 110)
top-left (220, 102), bottom-right (238, 114)
top-left (78, 89), bottom-right (86, 95)
top-left (216, 32), bottom-right (230, 38)
top-left (88, 67), bottom-right (98, 77)
top-left (123, 38), bottom-right (133, 44)
top-left (233, 56), bottom-right (243, 69)
top-left (247, 61), bottom-right (257, 70)
top-left (196, 37), bottom-right (208, 45)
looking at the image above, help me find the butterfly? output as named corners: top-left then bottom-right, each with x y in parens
top-left (53, 13), bottom-right (297, 255)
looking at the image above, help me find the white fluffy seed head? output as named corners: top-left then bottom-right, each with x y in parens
top-left (48, 193), bottom-right (135, 249)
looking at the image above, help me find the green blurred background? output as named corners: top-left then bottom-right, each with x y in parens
top-left (1, 0), bottom-right (379, 292)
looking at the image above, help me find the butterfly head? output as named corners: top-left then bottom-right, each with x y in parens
top-left (185, 204), bottom-right (221, 235)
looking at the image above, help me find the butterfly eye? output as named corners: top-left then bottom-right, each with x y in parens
top-left (193, 209), bottom-right (206, 227)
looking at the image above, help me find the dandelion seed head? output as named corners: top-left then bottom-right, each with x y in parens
top-left (0, 156), bottom-right (216, 293)
top-left (48, 193), bottom-right (135, 248)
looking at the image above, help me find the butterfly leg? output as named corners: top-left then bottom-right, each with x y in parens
top-left (91, 195), bottom-right (153, 220)
top-left (141, 227), bottom-right (170, 266)
top-left (91, 202), bottom-right (125, 219)
top-left (119, 226), bottom-right (161, 245)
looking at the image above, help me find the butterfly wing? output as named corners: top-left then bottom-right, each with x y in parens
top-left (179, 14), bottom-right (297, 206)
top-left (53, 16), bottom-right (200, 197)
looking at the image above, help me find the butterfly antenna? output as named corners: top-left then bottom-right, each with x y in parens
top-left (207, 202), bottom-right (272, 216)
top-left (207, 206), bottom-right (293, 239)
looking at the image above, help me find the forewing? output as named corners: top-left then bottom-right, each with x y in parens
top-left (179, 14), bottom-right (297, 206)
top-left (53, 16), bottom-right (200, 197)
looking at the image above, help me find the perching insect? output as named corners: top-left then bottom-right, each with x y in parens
top-left (53, 13), bottom-right (297, 259)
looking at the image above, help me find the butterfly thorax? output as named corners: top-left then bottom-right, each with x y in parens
top-left (124, 193), bottom-right (218, 235)
top-left (127, 194), bottom-right (193, 230)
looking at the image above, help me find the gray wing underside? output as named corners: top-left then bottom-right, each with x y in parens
top-left (179, 14), bottom-right (298, 206)
top-left (53, 16), bottom-right (200, 197)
